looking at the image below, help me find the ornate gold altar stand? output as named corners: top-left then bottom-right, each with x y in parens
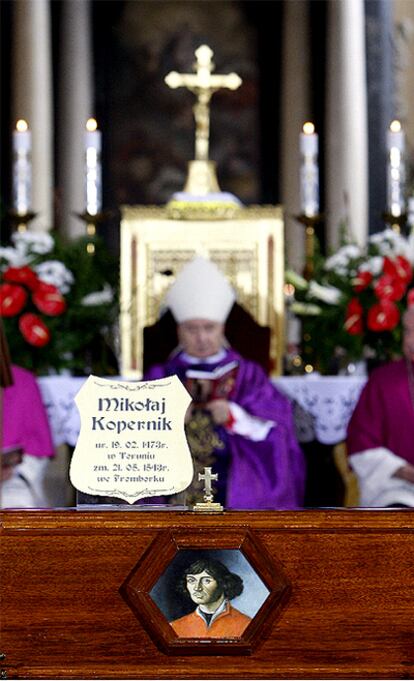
top-left (120, 205), bottom-right (285, 377)
top-left (119, 45), bottom-right (285, 379)
top-left (2, 508), bottom-right (414, 679)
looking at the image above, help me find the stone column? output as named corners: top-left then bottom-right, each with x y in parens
top-left (12, 0), bottom-right (53, 231)
top-left (280, 0), bottom-right (311, 272)
top-left (58, 0), bottom-right (93, 239)
top-left (325, 0), bottom-right (369, 249)
top-left (365, 0), bottom-right (394, 234)
top-left (393, 0), bottom-right (414, 213)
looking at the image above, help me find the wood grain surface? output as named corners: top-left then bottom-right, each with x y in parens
top-left (1, 508), bottom-right (414, 679)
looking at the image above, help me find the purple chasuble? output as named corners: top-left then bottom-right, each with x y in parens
top-left (347, 358), bottom-right (414, 465)
top-left (144, 348), bottom-right (305, 509)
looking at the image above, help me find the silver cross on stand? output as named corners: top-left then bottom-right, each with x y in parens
top-left (193, 466), bottom-right (224, 513)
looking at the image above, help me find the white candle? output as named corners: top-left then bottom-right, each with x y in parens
top-left (300, 122), bottom-right (319, 217)
top-left (84, 118), bottom-right (102, 215)
top-left (387, 119), bottom-right (405, 217)
top-left (12, 119), bottom-right (32, 215)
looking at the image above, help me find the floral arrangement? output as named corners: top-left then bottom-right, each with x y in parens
top-left (0, 231), bottom-right (119, 375)
top-left (286, 228), bottom-right (414, 374)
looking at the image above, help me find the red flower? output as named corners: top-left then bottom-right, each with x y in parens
top-left (408, 289), bottom-right (414, 307)
top-left (367, 300), bottom-right (400, 331)
top-left (0, 283), bottom-right (28, 317)
top-left (352, 270), bottom-right (373, 292)
top-left (383, 256), bottom-right (413, 284)
top-left (344, 298), bottom-right (364, 335)
top-left (374, 274), bottom-right (406, 301)
top-left (32, 282), bottom-right (66, 316)
top-left (18, 313), bottom-right (51, 347)
top-left (3, 265), bottom-right (39, 290)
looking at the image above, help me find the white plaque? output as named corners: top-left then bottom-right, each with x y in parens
top-left (69, 374), bottom-right (193, 504)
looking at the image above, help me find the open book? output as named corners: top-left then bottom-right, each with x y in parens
top-left (185, 360), bottom-right (239, 403)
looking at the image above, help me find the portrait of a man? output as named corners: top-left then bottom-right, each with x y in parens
top-left (170, 558), bottom-right (252, 638)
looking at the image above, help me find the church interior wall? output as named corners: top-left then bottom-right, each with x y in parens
top-left (2, 0), bottom-right (413, 255)
top-left (394, 0), bottom-right (414, 194)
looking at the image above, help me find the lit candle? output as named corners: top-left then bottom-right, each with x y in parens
top-left (300, 122), bottom-right (319, 217)
top-left (84, 118), bottom-right (102, 215)
top-left (387, 119), bottom-right (405, 217)
top-left (12, 119), bottom-right (32, 215)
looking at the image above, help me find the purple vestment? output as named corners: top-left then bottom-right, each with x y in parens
top-left (144, 348), bottom-right (305, 509)
top-left (347, 358), bottom-right (414, 464)
top-left (3, 365), bottom-right (54, 457)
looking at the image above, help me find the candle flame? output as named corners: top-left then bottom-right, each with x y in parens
top-left (390, 120), bottom-right (401, 133)
top-left (86, 118), bottom-right (98, 132)
top-left (303, 122), bottom-right (315, 135)
top-left (16, 119), bottom-right (28, 132)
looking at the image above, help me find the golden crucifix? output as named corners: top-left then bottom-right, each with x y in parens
top-left (165, 45), bottom-right (242, 197)
top-left (165, 45), bottom-right (242, 162)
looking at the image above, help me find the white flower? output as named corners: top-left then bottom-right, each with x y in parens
top-left (324, 244), bottom-right (362, 274)
top-left (290, 302), bottom-right (322, 316)
top-left (368, 228), bottom-right (414, 263)
top-left (81, 284), bottom-right (113, 306)
top-left (359, 258), bottom-right (380, 276)
top-left (358, 256), bottom-right (384, 276)
top-left (368, 228), bottom-right (400, 245)
top-left (0, 246), bottom-right (27, 268)
top-left (393, 235), bottom-right (413, 260)
top-left (34, 260), bottom-right (74, 294)
top-left (406, 233), bottom-right (414, 265)
top-left (338, 244), bottom-right (361, 259)
top-left (11, 231), bottom-right (54, 255)
top-left (308, 281), bottom-right (342, 305)
top-left (368, 228), bottom-right (393, 245)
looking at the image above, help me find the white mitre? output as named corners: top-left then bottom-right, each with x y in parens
top-left (165, 256), bottom-right (236, 323)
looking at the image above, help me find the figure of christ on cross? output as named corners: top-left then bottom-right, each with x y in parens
top-left (165, 45), bottom-right (242, 162)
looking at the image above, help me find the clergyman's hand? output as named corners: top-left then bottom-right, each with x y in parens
top-left (392, 463), bottom-right (414, 484)
top-left (206, 399), bottom-right (231, 425)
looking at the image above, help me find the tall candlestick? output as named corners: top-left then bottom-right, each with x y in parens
top-left (299, 122), bottom-right (319, 217)
top-left (84, 118), bottom-right (102, 216)
top-left (12, 119), bottom-right (32, 215)
top-left (407, 196), bottom-right (414, 231)
top-left (387, 119), bottom-right (405, 218)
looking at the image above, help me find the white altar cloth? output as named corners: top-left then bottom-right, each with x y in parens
top-left (38, 376), bottom-right (85, 449)
top-left (38, 374), bottom-right (367, 448)
top-left (275, 375), bottom-right (366, 444)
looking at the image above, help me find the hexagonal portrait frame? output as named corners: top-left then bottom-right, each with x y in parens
top-left (120, 528), bottom-right (291, 655)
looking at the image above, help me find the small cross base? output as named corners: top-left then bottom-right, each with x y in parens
top-left (192, 466), bottom-right (224, 513)
top-left (193, 500), bottom-right (224, 513)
